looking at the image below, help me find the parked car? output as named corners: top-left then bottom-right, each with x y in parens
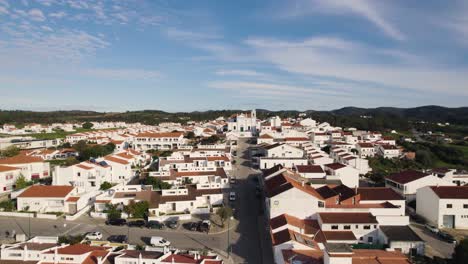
top-left (229, 192), bottom-right (236, 201)
top-left (165, 220), bottom-right (179, 229)
top-left (85, 232), bottom-right (102, 240)
top-left (128, 220), bottom-right (146, 228)
top-left (147, 220), bottom-right (165, 229)
top-left (424, 224), bottom-right (439, 234)
top-left (230, 177), bottom-right (236, 184)
top-left (198, 220), bottom-right (211, 233)
top-left (150, 236), bottom-right (171, 247)
top-left (438, 231), bottom-right (456, 243)
top-left (106, 218), bottom-right (127, 226)
top-left (108, 235), bottom-right (127, 243)
top-left (183, 222), bottom-right (199, 231)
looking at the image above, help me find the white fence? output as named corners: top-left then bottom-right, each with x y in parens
top-left (0, 212), bottom-right (34, 218)
top-left (36, 213), bottom-right (58, 220)
top-left (148, 213), bottom-right (191, 222)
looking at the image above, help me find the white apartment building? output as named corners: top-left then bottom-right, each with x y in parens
top-left (356, 142), bottom-right (375, 158)
top-left (323, 163), bottom-right (359, 188)
top-left (417, 186), bottom-right (468, 229)
top-left (132, 132), bottom-right (186, 151)
top-left (376, 144), bottom-right (401, 159)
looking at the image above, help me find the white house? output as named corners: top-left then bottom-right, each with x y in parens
top-left (385, 170), bottom-right (455, 201)
top-left (0, 155), bottom-right (50, 181)
top-left (376, 144), bottom-right (400, 159)
top-left (295, 165), bottom-right (326, 179)
top-left (0, 164), bottom-right (22, 194)
top-left (323, 163), bottom-right (359, 188)
top-left (16, 185), bottom-right (79, 214)
top-left (417, 186), bottom-right (468, 229)
top-left (356, 142), bottom-right (375, 158)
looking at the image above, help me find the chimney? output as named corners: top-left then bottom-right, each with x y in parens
top-left (97, 256), bottom-right (103, 264)
top-left (23, 244), bottom-right (28, 261)
top-left (302, 181), bottom-right (305, 187)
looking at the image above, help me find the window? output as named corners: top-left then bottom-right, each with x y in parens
top-left (374, 225), bottom-right (377, 228)
top-left (464, 204), bottom-right (468, 209)
top-left (318, 201), bottom-right (324, 208)
top-left (331, 225), bottom-right (339, 230)
top-left (368, 237), bottom-right (373, 243)
top-left (344, 225), bottom-right (351, 230)
top-left (447, 204), bottom-right (453, 208)
top-left (355, 225), bottom-right (359, 229)
top-left (363, 225), bottom-right (371, 230)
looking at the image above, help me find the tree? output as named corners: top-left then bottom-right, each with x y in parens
top-left (216, 206), bottom-right (233, 227)
top-left (185, 131), bottom-right (195, 139)
top-left (415, 150), bottom-right (433, 169)
top-left (124, 201), bottom-right (149, 218)
top-left (100, 181), bottom-right (113, 191)
top-left (105, 204), bottom-right (122, 220)
top-left (15, 175), bottom-right (31, 190)
top-left (82, 122), bottom-right (94, 129)
top-left (453, 238), bottom-right (468, 264)
top-left (201, 135), bottom-right (219, 145)
top-left (0, 146), bottom-right (20, 157)
top-left (145, 177), bottom-right (172, 190)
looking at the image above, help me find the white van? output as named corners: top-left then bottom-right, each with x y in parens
top-left (150, 236), bottom-right (171, 247)
top-left (229, 191), bottom-right (236, 201)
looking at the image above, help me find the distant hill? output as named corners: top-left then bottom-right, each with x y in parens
top-left (1, 105), bottom-right (467, 132)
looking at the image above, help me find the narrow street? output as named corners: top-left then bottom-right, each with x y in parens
top-left (228, 138), bottom-right (274, 264)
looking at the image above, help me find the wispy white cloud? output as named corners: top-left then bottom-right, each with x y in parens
top-left (245, 35), bottom-right (468, 96)
top-left (208, 81), bottom-right (348, 97)
top-left (0, 5), bottom-right (8, 14)
top-left (278, 0), bottom-right (405, 41)
top-left (28, 8), bottom-right (46, 21)
top-left (215, 69), bottom-right (266, 77)
top-left (82, 68), bottom-right (161, 80)
top-left (49, 11), bottom-right (66, 18)
top-left (165, 27), bottom-right (222, 41)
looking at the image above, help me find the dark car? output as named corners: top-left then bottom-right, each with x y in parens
top-left (108, 235), bottom-right (128, 243)
top-left (128, 220), bottom-right (146, 228)
top-left (165, 220), bottom-right (179, 229)
top-left (105, 218), bottom-right (127, 226)
top-left (147, 220), bottom-right (165, 229)
top-left (183, 222), bottom-right (199, 231)
top-left (198, 221), bottom-right (210, 233)
top-left (438, 231), bottom-right (456, 243)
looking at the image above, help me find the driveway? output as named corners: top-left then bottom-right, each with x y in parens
top-left (410, 224), bottom-right (455, 259)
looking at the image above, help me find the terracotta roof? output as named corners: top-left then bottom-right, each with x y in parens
top-left (120, 250), bottom-right (164, 259)
top-left (357, 187), bottom-right (404, 201)
top-left (325, 163), bottom-right (347, 170)
top-left (318, 212), bottom-right (378, 224)
top-left (0, 155), bottom-right (44, 164)
top-left (46, 244), bottom-right (108, 255)
top-left (296, 165), bottom-right (324, 174)
top-left (0, 164), bottom-right (20, 172)
top-left (285, 137), bottom-right (309, 141)
top-left (281, 249), bottom-right (323, 264)
top-left (322, 231), bottom-right (357, 241)
top-left (66, 196), bottom-right (80, 202)
top-left (430, 186), bottom-right (468, 199)
top-left (18, 185), bottom-right (75, 198)
top-left (261, 164), bottom-right (284, 178)
top-left (105, 156), bottom-right (130, 165)
top-left (259, 134), bottom-right (274, 139)
top-left (76, 164), bottom-right (94, 170)
top-left (206, 156), bottom-right (230, 162)
top-left (115, 153), bottom-right (134, 159)
top-left (352, 249), bottom-right (411, 264)
top-left (270, 214), bottom-right (320, 235)
top-left (386, 170), bottom-right (429, 184)
top-left (136, 132), bottom-right (183, 138)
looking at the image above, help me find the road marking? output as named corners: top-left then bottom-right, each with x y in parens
top-left (61, 224), bottom-right (82, 236)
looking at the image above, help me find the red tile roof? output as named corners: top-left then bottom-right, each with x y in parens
top-left (386, 170), bottom-right (429, 184)
top-left (296, 165), bottom-right (324, 174)
top-left (357, 187), bottom-right (404, 201)
top-left (430, 186), bottom-right (468, 199)
top-left (0, 155), bottom-right (44, 164)
top-left (18, 185), bottom-right (74, 198)
top-left (322, 231), bottom-right (357, 241)
top-left (318, 212), bottom-right (378, 224)
top-left (0, 164), bottom-right (20, 172)
top-left (325, 163), bottom-right (347, 170)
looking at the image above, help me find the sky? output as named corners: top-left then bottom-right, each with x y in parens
top-left (0, 0), bottom-right (467, 112)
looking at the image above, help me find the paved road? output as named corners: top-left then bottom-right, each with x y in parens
top-left (410, 224), bottom-right (455, 259)
top-left (228, 138), bottom-right (274, 264)
top-left (0, 215), bottom-right (229, 253)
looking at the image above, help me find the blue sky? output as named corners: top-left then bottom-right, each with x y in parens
top-left (0, 0), bottom-right (467, 112)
